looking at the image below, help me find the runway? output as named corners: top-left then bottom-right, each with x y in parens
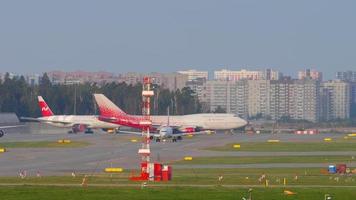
top-left (0, 123), bottom-right (354, 176)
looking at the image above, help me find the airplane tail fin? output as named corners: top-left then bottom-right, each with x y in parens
top-left (93, 94), bottom-right (126, 117)
top-left (38, 96), bottom-right (54, 117)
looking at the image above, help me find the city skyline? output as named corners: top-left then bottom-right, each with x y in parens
top-left (1, 68), bottom-right (356, 82)
top-left (1, 1), bottom-right (356, 79)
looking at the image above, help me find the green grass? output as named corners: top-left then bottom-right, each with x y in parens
top-left (0, 168), bottom-right (355, 186)
top-left (206, 141), bottom-right (356, 152)
top-left (0, 168), bottom-right (356, 199)
top-left (0, 141), bottom-right (90, 148)
top-left (174, 155), bottom-right (356, 165)
top-left (0, 186), bottom-right (355, 200)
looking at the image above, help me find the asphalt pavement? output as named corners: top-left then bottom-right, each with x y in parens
top-left (0, 123), bottom-right (354, 176)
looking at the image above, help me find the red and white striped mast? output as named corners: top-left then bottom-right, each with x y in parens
top-left (138, 77), bottom-right (154, 174)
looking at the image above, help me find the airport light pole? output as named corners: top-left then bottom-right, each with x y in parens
top-left (138, 77), bottom-right (154, 180)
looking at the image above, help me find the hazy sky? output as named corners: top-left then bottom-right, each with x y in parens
top-left (0, 0), bottom-right (355, 79)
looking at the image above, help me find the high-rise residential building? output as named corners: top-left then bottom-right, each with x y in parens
top-left (185, 78), bottom-right (206, 100)
top-left (158, 73), bottom-right (188, 91)
top-left (201, 80), bottom-right (237, 113)
top-left (119, 72), bottom-right (143, 85)
top-left (0, 72), bottom-right (19, 80)
top-left (121, 72), bottom-right (188, 91)
top-left (336, 71), bottom-right (356, 82)
top-left (264, 69), bottom-right (282, 80)
top-left (48, 70), bottom-right (117, 85)
top-left (351, 82), bottom-right (356, 118)
top-left (199, 78), bottom-right (321, 122)
top-left (269, 79), bottom-right (292, 120)
top-left (214, 69), bottom-right (264, 81)
top-left (289, 79), bottom-right (320, 122)
top-left (25, 74), bottom-right (41, 86)
top-left (351, 82), bottom-right (356, 104)
top-left (298, 69), bottom-right (323, 81)
top-left (177, 69), bottom-right (208, 81)
top-left (247, 80), bottom-right (270, 118)
top-left (235, 80), bottom-right (249, 118)
top-left (321, 80), bottom-right (350, 119)
top-left (46, 70), bottom-right (188, 90)
top-left (320, 87), bottom-right (332, 121)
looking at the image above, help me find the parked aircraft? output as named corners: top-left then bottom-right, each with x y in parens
top-left (93, 94), bottom-right (247, 141)
top-left (21, 96), bottom-right (120, 133)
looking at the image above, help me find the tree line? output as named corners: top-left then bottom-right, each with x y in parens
top-left (0, 73), bottom-right (202, 118)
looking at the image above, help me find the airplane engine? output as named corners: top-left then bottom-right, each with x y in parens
top-left (195, 127), bottom-right (204, 132)
top-left (72, 124), bottom-right (87, 133)
top-left (184, 127), bottom-right (195, 133)
top-left (0, 130), bottom-right (4, 137)
top-left (102, 128), bottom-right (115, 133)
top-left (183, 127), bottom-right (204, 133)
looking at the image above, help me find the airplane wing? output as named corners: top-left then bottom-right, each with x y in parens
top-left (118, 130), bottom-right (141, 135)
top-left (180, 131), bottom-right (207, 136)
top-left (0, 125), bottom-right (24, 129)
top-left (171, 131), bottom-right (208, 137)
top-left (118, 130), bottom-right (160, 137)
top-left (0, 124), bottom-right (25, 137)
top-left (20, 117), bottom-right (73, 125)
top-left (97, 116), bottom-right (118, 123)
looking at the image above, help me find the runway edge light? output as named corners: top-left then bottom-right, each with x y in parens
top-left (233, 144), bottom-right (241, 149)
top-left (0, 148), bottom-right (6, 153)
top-left (267, 140), bottom-right (280, 143)
top-left (104, 168), bottom-right (123, 173)
top-left (184, 156), bottom-right (193, 161)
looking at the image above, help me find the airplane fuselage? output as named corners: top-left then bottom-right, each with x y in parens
top-left (150, 113), bottom-right (247, 130)
top-left (103, 113), bottom-right (247, 130)
top-left (40, 115), bottom-right (120, 129)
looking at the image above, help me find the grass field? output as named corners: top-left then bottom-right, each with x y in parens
top-left (206, 141), bottom-right (356, 152)
top-left (0, 168), bottom-right (355, 199)
top-left (1, 186), bottom-right (356, 200)
top-left (174, 155), bottom-right (356, 165)
top-left (0, 168), bottom-right (355, 186)
top-left (0, 141), bottom-right (90, 148)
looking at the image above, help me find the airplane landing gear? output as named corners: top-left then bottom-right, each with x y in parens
top-left (155, 138), bottom-right (161, 142)
top-left (115, 128), bottom-right (120, 134)
top-left (172, 138), bottom-right (177, 142)
top-left (85, 128), bottom-right (94, 134)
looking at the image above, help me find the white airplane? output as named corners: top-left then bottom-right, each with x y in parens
top-left (94, 94), bottom-right (248, 142)
top-left (21, 96), bottom-right (120, 134)
top-left (0, 125), bottom-right (24, 138)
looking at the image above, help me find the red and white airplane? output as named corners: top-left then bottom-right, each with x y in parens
top-left (94, 94), bottom-right (247, 142)
top-left (21, 96), bottom-right (120, 133)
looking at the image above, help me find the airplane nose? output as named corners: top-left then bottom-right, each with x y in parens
top-left (243, 120), bottom-right (249, 126)
top-left (241, 119), bottom-right (248, 127)
top-left (235, 118), bottom-right (247, 128)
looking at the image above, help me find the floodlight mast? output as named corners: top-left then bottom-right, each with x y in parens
top-left (139, 77), bottom-right (154, 174)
